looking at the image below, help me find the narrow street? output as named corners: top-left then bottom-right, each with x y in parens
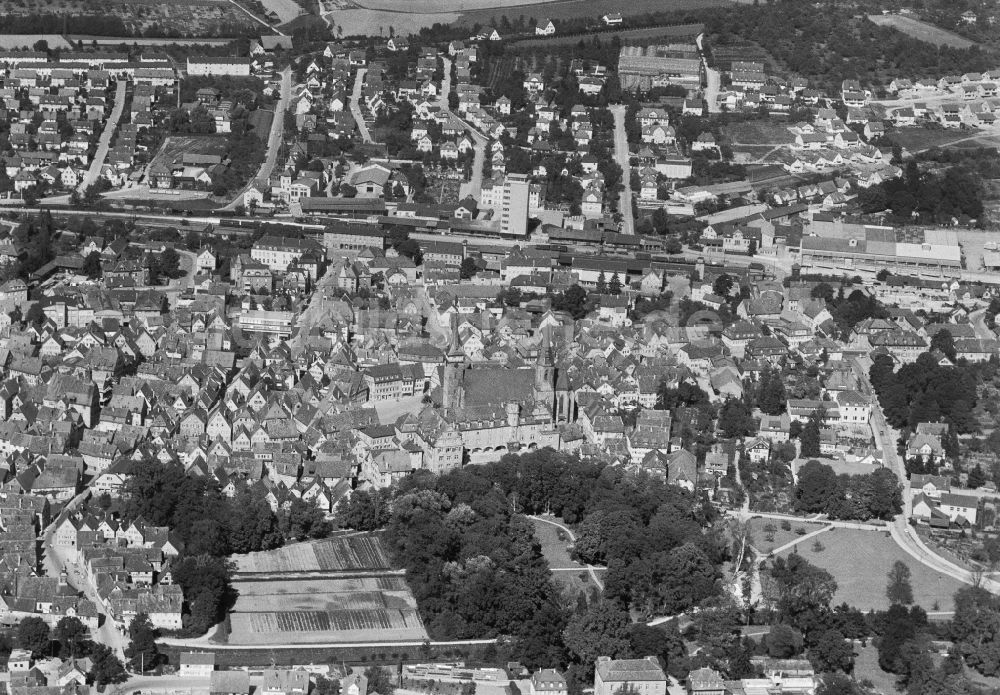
top-left (438, 57), bottom-right (485, 202)
top-left (40, 491), bottom-right (127, 659)
top-left (226, 66), bottom-right (293, 211)
top-left (351, 68), bottom-right (374, 144)
top-left (609, 105), bottom-right (634, 235)
top-left (79, 80), bottom-right (127, 193)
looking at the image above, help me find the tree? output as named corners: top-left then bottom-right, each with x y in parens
top-left (810, 282), bottom-right (835, 302)
top-left (765, 624), bottom-right (804, 658)
top-left (596, 271), bottom-right (607, 294)
top-left (930, 329), bottom-right (957, 361)
top-left (459, 257), bottom-right (478, 279)
top-left (279, 497), bottom-right (332, 541)
top-left (769, 555), bottom-right (837, 640)
top-left (54, 616), bottom-right (88, 659)
top-left (364, 666), bottom-right (395, 695)
top-left (799, 409), bottom-right (824, 458)
top-left (712, 273), bottom-right (734, 297)
top-left (609, 272), bottom-right (622, 295)
top-left (81, 251), bottom-right (103, 279)
top-left (158, 247), bottom-right (182, 279)
top-left (656, 543), bottom-right (720, 614)
top-left (969, 464), bottom-right (987, 489)
top-left (809, 629), bottom-right (854, 673)
top-left (718, 398), bottom-right (754, 438)
top-left (17, 616), bottom-right (50, 658)
top-left (125, 613), bottom-right (159, 672)
top-left (563, 600), bottom-right (633, 665)
top-left (336, 489), bottom-right (390, 531)
top-left (886, 560), bottom-right (914, 606)
top-left (314, 676), bottom-right (341, 695)
top-left (171, 555), bottom-right (232, 635)
top-left (794, 460), bottom-right (840, 514)
top-left (89, 644), bottom-right (128, 687)
top-left (628, 624), bottom-right (688, 680)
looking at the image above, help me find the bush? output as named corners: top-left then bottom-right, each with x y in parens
top-left (795, 527), bottom-right (807, 535)
top-left (780, 519), bottom-right (792, 531)
top-left (812, 540), bottom-right (825, 552)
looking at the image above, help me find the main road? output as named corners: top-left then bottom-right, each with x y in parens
top-left (79, 80), bottom-right (127, 194)
top-left (853, 356), bottom-right (1000, 593)
top-left (609, 104), bottom-right (634, 235)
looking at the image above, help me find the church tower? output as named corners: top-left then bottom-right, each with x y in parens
top-left (534, 329), bottom-right (555, 416)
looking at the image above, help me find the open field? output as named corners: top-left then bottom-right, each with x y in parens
top-left (228, 577), bottom-right (427, 645)
top-left (327, 9), bottom-right (459, 37)
top-left (455, 0), bottom-right (724, 26)
top-left (149, 135), bottom-right (229, 171)
top-left (512, 23), bottom-right (704, 48)
top-left (777, 529), bottom-right (964, 612)
top-left (530, 517), bottom-right (582, 570)
top-left (0, 35), bottom-right (72, 50)
top-left (356, 0), bottom-right (546, 12)
top-left (260, 0), bottom-right (305, 23)
top-left (888, 126), bottom-right (987, 152)
top-left (855, 645), bottom-right (903, 695)
top-left (748, 517), bottom-right (817, 555)
top-left (722, 121), bottom-right (795, 146)
top-left (233, 533), bottom-right (392, 574)
top-left (867, 14), bottom-right (975, 49)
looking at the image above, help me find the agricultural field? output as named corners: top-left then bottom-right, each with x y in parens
top-left (232, 533), bottom-right (392, 574)
top-left (776, 529), bottom-right (965, 612)
top-left (867, 14), bottom-right (975, 49)
top-left (228, 577), bottom-right (427, 645)
top-left (1, 0), bottom-right (257, 35)
top-left (227, 534), bottom-right (427, 646)
top-left (455, 0), bottom-right (725, 27)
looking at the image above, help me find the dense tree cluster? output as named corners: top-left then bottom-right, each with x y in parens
top-left (869, 353), bottom-right (982, 434)
top-left (858, 161), bottom-right (984, 224)
top-left (122, 459), bottom-right (329, 633)
top-left (707, 0), bottom-right (993, 91)
top-left (383, 449), bottom-right (722, 673)
top-left (793, 460), bottom-right (902, 520)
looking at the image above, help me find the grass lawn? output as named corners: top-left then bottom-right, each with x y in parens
top-left (722, 121), bottom-right (795, 146)
top-left (855, 644), bottom-right (903, 695)
top-left (749, 517), bottom-right (821, 555)
top-left (530, 517), bottom-right (583, 570)
top-left (889, 126), bottom-right (980, 152)
top-left (777, 529), bottom-right (965, 612)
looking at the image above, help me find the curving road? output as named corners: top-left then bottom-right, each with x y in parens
top-left (79, 80), bottom-right (127, 193)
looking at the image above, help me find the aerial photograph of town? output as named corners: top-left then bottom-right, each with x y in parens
top-left (0, 0), bottom-right (998, 692)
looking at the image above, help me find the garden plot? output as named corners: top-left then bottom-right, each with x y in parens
top-left (232, 533), bottom-right (392, 573)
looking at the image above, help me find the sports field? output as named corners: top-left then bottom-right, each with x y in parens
top-left (233, 533), bottom-right (392, 573)
top-left (867, 15), bottom-right (975, 49)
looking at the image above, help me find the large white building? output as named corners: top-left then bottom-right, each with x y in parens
top-left (498, 173), bottom-right (531, 237)
top-left (250, 235), bottom-right (323, 272)
top-left (594, 657), bottom-right (667, 695)
top-left (186, 56), bottom-right (252, 77)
